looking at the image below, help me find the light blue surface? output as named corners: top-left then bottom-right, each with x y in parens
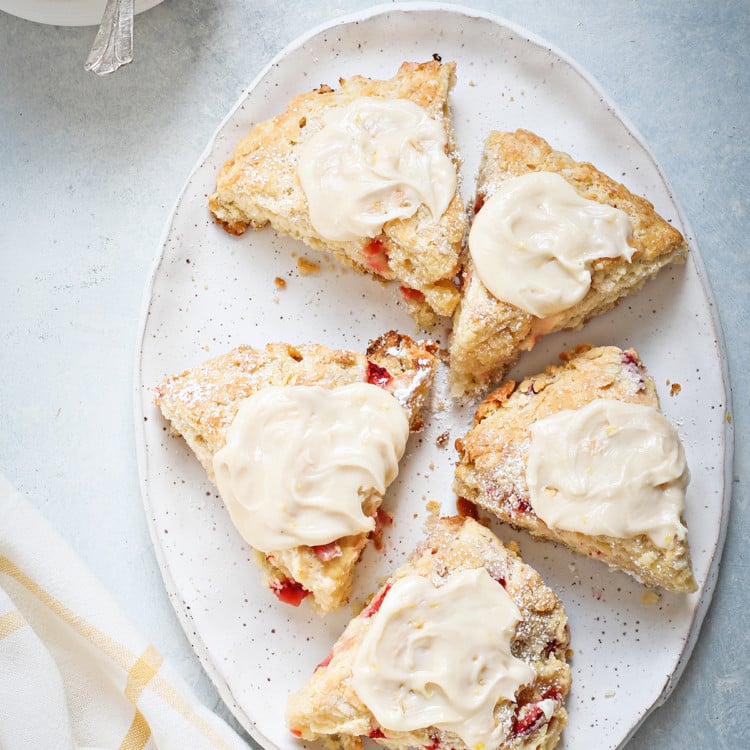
top-left (0, 1), bottom-right (747, 747)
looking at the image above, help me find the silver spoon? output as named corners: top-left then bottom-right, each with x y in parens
top-left (84, 0), bottom-right (134, 75)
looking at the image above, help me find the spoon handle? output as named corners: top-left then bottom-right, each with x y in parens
top-left (84, 0), bottom-right (135, 75)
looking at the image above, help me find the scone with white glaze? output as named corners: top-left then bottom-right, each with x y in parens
top-left (287, 515), bottom-right (571, 750)
top-left (449, 129), bottom-right (688, 397)
top-left (209, 61), bottom-right (466, 327)
top-left (454, 344), bottom-right (697, 593)
top-left (155, 331), bottom-right (438, 613)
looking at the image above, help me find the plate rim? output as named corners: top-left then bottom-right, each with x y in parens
top-left (132, 3), bottom-right (734, 748)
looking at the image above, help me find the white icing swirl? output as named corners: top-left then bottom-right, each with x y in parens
top-left (212, 383), bottom-right (409, 552)
top-left (298, 96), bottom-right (457, 241)
top-left (469, 171), bottom-right (634, 317)
top-left (526, 399), bottom-right (689, 547)
top-left (351, 568), bottom-right (534, 749)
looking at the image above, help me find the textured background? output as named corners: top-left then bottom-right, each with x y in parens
top-left (0, 1), bottom-right (747, 747)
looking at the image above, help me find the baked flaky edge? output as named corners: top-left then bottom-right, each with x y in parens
top-left (448, 129), bottom-right (688, 398)
top-left (287, 516), bottom-right (571, 750)
top-left (208, 60), bottom-right (467, 325)
top-left (454, 344), bottom-right (697, 593)
top-left (155, 331), bottom-right (439, 613)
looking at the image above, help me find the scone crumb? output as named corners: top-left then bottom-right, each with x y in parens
top-left (435, 430), bottom-right (450, 447)
top-left (640, 590), bottom-right (661, 605)
top-left (426, 500), bottom-right (441, 516)
top-left (604, 689), bottom-right (616, 698)
top-left (456, 497), bottom-right (479, 520)
top-left (670, 382), bottom-right (682, 396)
top-left (274, 276), bottom-right (287, 289)
top-left (297, 257), bottom-right (321, 275)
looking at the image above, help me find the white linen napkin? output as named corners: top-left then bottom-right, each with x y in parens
top-left (0, 473), bottom-right (250, 750)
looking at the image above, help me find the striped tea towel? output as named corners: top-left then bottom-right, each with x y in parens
top-left (0, 472), bottom-right (250, 750)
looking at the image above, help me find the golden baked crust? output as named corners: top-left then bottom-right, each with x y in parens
top-left (155, 331), bottom-right (439, 613)
top-left (449, 129), bottom-right (688, 397)
top-left (209, 61), bottom-right (466, 325)
top-left (287, 516), bottom-right (571, 750)
top-left (454, 345), bottom-right (697, 593)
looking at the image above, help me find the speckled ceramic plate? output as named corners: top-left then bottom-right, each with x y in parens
top-left (134, 4), bottom-right (731, 749)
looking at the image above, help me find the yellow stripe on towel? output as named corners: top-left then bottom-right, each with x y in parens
top-left (0, 556), bottom-right (236, 750)
top-left (119, 708), bottom-right (152, 750)
top-left (0, 609), bottom-right (26, 640)
top-left (125, 644), bottom-right (163, 703)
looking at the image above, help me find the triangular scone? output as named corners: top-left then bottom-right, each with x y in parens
top-left (454, 345), bottom-right (697, 593)
top-left (287, 516), bottom-right (571, 750)
top-left (209, 61), bottom-right (466, 327)
top-left (449, 129), bottom-right (688, 397)
top-left (155, 331), bottom-right (438, 613)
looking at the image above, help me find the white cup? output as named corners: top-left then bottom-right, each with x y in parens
top-left (0, 0), bottom-right (165, 26)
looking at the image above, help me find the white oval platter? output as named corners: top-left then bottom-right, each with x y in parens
top-left (134, 4), bottom-right (732, 750)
